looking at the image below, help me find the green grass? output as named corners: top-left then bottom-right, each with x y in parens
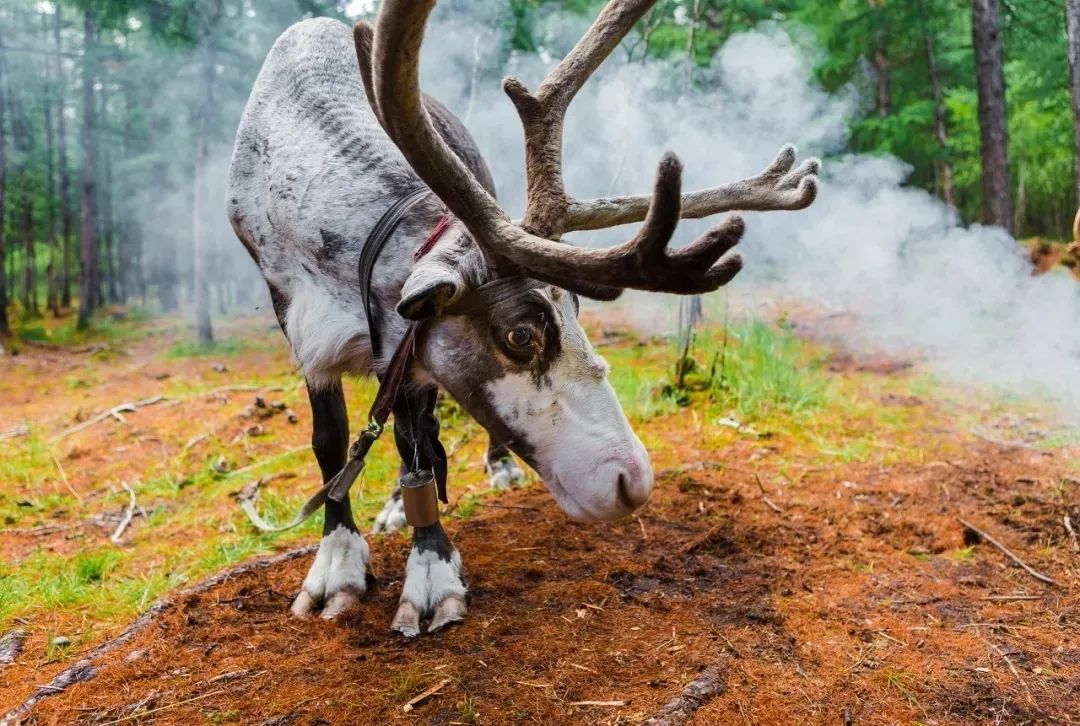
top-left (455, 696), bottom-right (478, 723)
top-left (163, 338), bottom-right (264, 359)
top-left (702, 319), bottom-right (830, 422)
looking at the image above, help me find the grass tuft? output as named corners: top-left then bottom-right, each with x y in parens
top-left (164, 338), bottom-right (258, 359)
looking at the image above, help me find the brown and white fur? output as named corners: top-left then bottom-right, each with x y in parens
top-left (228, 18), bottom-right (651, 633)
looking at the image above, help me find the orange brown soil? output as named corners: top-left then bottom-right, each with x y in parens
top-left (7, 431), bottom-right (1080, 722)
top-left (2, 316), bottom-right (1079, 724)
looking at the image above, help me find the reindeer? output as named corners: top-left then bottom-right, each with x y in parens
top-left (227, 0), bottom-right (818, 636)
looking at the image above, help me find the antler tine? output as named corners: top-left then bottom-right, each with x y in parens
top-left (362, 0), bottom-right (790, 296)
top-left (366, 1), bottom-right (511, 245)
top-left (563, 144), bottom-right (821, 232)
top-left (502, 0), bottom-right (657, 237)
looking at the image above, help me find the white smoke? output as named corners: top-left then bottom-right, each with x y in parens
top-left (412, 5), bottom-right (1080, 418)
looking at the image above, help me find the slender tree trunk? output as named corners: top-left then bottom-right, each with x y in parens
top-left (43, 13), bottom-right (59, 316)
top-left (971, 0), bottom-right (1014, 233)
top-left (1067, 0), bottom-right (1080, 219)
top-left (99, 89), bottom-right (118, 304)
top-left (77, 9), bottom-right (99, 330)
top-left (120, 89), bottom-right (140, 302)
top-left (20, 193), bottom-right (36, 317)
top-left (0, 31), bottom-right (8, 336)
top-left (192, 0), bottom-right (221, 344)
top-left (869, 0), bottom-right (892, 117)
top-left (920, 0), bottom-right (955, 209)
top-left (55, 5), bottom-right (73, 309)
top-left (9, 92), bottom-right (38, 318)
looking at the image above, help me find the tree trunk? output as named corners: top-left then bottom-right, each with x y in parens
top-left (20, 195), bottom-right (36, 318)
top-left (43, 12), bottom-right (59, 316)
top-left (77, 9), bottom-right (99, 330)
top-left (120, 88), bottom-right (143, 303)
top-left (971, 0), bottom-right (1014, 233)
top-left (1067, 0), bottom-right (1080, 217)
top-left (868, 0), bottom-right (891, 117)
top-left (99, 89), bottom-right (118, 305)
top-left (0, 30), bottom-right (8, 337)
top-left (10, 92), bottom-right (38, 318)
top-left (55, 5), bottom-right (73, 310)
top-left (192, 0), bottom-right (222, 345)
top-left (920, 0), bottom-right (955, 209)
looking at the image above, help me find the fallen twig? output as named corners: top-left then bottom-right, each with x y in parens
top-left (569, 700), bottom-right (626, 707)
top-left (634, 514), bottom-right (648, 540)
top-left (0, 424), bottom-right (29, 441)
top-left (475, 502), bottom-right (540, 512)
top-left (754, 474), bottom-right (784, 514)
top-left (110, 483), bottom-right (139, 544)
top-left (56, 396), bottom-right (166, 440)
top-left (0, 524), bottom-right (72, 536)
top-left (98, 688), bottom-right (229, 725)
top-left (969, 427), bottom-right (1044, 453)
top-left (643, 661), bottom-right (727, 725)
top-left (0, 629), bottom-right (28, 666)
top-left (183, 433), bottom-right (209, 451)
top-left (959, 518), bottom-right (1057, 586)
top-left (402, 678), bottom-right (451, 713)
top-left (52, 454), bottom-right (81, 503)
top-left (982, 594), bottom-right (1040, 602)
top-left (227, 446), bottom-right (308, 477)
top-left (985, 638), bottom-right (1036, 706)
top-left (1064, 514), bottom-right (1079, 553)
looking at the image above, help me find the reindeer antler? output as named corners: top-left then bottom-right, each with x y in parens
top-left (355, 0), bottom-right (819, 296)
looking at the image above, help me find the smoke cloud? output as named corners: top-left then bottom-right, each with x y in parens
top-left (412, 3), bottom-right (1079, 419)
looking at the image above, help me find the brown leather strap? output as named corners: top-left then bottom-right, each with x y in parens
top-left (368, 322), bottom-right (418, 425)
top-left (325, 322), bottom-right (420, 503)
top-left (241, 323), bottom-right (421, 530)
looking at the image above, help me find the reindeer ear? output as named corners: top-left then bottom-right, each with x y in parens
top-left (397, 260), bottom-right (467, 320)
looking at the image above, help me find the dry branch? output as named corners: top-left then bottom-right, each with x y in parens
top-left (52, 454), bottom-right (81, 502)
top-left (1064, 514), bottom-right (1079, 552)
top-left (754, 473), bottom-right (784, 514)
top-left (0, 629), bottom-right (28, 666)
top-left (0, 424), bottom-right (29, 441)
top-left (959, 518), bottom-right (1058, 586)
top-left (402, 678), bottom-right (451, 713)
top-left (56, 396), bottom-right (166, 440)
top-left (643, 661), bottom-right (727, 725)
top-left (110, 483), bottom-right (138, 544)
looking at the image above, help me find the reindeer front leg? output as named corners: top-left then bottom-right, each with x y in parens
top-left (392, 514), bottom-right (467, 637)
top-left (292, 379), bottom-right (373, 619)
top-left (386, 390), bottom-right (467, 636)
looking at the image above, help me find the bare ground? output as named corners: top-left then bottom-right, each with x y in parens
top-left (1, 316), bottom-right (1079, 724)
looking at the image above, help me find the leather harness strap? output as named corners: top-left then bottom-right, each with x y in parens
top-left (358, 185), bottom-right (431, 364)
top-left (239, 321), bottom-right (420, 532)
top-left (241, 189), bottom-right (445, 532)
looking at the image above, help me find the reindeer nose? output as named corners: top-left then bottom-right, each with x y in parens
top-left (613, 457), bottom-right (653, 512)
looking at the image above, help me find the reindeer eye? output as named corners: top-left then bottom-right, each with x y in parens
top-left (507, 327), bottom-right (533, 348)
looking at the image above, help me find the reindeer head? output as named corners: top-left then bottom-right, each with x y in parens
top-left (355, 0), bottom-right (819, 521)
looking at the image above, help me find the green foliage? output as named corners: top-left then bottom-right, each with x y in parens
top-left (163, 337), bottom-right (256, 359)
top-left (706, 319), bottom-right (829, 421)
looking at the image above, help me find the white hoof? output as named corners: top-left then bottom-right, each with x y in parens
top-left (393, 546), bottom-right (467, 635)
top-left (429, 595), bottom-right (467, 632)
top-left (372, 494), bottom-right (407, 533)
top-left (291, 525), bottom-right (370, 619)
top-left (391, 600), bottom-right (422, 637)
top-left (487, 457), bottom-right (525, 491)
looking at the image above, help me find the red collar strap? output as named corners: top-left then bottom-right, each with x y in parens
top-left (414, 209), bottom-right (454, 261)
